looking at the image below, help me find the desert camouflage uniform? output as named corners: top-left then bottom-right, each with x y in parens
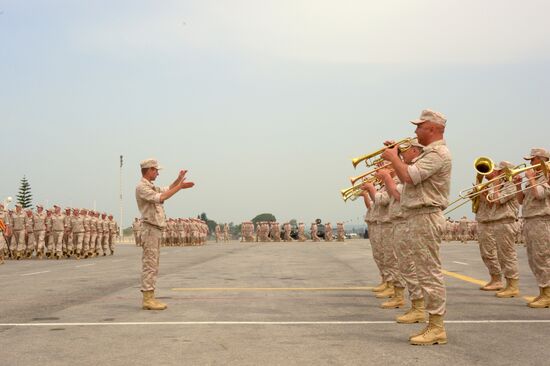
top-left (489, 180), bottom-right (521, 279)
top-left (522, 175), bottom-right (550, 288)
top-left (376, 186), bottom-right (400, 284)
top-left (476, 196), bottom-right (502, 277)
top-left (136, 177), bottom-right (168, 292)
top-left (401, 139), bottom-right (451, 316)
top-left (390, 183), bottom-right (421, 299)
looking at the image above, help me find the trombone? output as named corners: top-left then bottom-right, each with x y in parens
top-left (486, 161), bottom-right (550, 203)
top-left (445, 157), bottom-right (497, 215)
top-left (351, 137), bottom-right (414, 169)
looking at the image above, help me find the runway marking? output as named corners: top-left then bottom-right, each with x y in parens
top-left (452, 261), bottom-right (469, 266)
top-left (20, 271), bottom-right (50, 276)
top-left (76, 263), bottom-right (96, 268)
top-left (442, 270), bottom-right (486, 286)
top-left (2, 320), bottom-right (549, 327)
top-left (172, 287), bottom-right (374, 292)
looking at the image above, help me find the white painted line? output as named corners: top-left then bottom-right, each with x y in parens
top-left (1, 320), bottom-right (549, 327)
top-left (20, 271), bottom-right (50, 277)
top-left (452, 261), bottom-right (469, 266)
top-left (75, 263), bottom-right (95, 268)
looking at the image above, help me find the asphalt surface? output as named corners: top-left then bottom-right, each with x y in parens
top-left (0, 240), bottom-right (548, 366)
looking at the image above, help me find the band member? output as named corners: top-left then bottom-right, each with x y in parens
top-left (518, 148), bottom-right (550, 308)
top-left (381, 109), bottom-right (451, 345)
top-left (361, 192), bottom-right (386, 291)
top-left (136, 159), bottom-right (194, 310)
top-left (377, 140), bottom-right (426, 322)
top-left (485, 161), bottom-right (522, 298)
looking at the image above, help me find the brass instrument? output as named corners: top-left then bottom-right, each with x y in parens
top-left (445, 157), bottom-right (497, 215)
top-left (350, 162), bottom-right (392, 186)
top-left (486, 161), bottom-right (550, 203)
top-left (341, 176), bottom-right (381, 202)
top-left (351, 137), bottom-right (414, 169)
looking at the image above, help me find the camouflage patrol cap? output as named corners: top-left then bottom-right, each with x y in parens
top-left (410, 109), bottom-right (447, 127)
top-left (496, 161), bottom-right (515, 170)
top-left (524, 148), bottom-right (550, 160)
top-left (140, 158), bottom-right (163, 170)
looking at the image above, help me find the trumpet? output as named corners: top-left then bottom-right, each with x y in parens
top-left (341, 176), bottom-right (381, 202)
top-left (351, 137), bottom-right (414, 169)
top-left (350, 162), bottom-right (392, 186)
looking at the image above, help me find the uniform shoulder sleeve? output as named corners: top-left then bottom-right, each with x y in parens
top-left (136, 182), bottom-right (162, 204)
top-left (408, 149), bottom-right (449, 185)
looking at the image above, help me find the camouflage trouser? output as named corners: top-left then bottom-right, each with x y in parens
top-left (367, 222), bottom-right (385, 280)
top-left (477, 222), bottom-right (502, 276)
top-left (73, 232), bottom-right (84, 252)
top-left (494, 220), bottom-right (520, 279)
top-left (380, 222), bottom-right (400, 284)
top-left (35, 230), bottom-right (46, 252)
top-left (393, 220), bottom-right (421, 299)
top-left (141, 225), bottom-right (162, 292)
top-left (0, 232), bottom-right (7, 251)
top-left (110, 234), bottom-right (116, 252)
top-left (53, 231), bottom-right (64, 254)
top-left (83, 232), bottom-right (91, 252)
top-left (90, 232), bottom-right (98, 252)
top-left (13, 230), bottom-right (25, 251)
top-left (405, 211), bottom-right (446, 315)
top-left (26, 231), bottom-right (35, 252)
top-left (524, 217), bottom-right (550, 288)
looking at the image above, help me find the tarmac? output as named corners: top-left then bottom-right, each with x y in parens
top-left (1, 239), bottom-right (549, 366)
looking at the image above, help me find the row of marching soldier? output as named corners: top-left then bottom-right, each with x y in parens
top-left (0, 203), bottom-right (118, 263)
top-left (132, 217), bottom-right (208, 247)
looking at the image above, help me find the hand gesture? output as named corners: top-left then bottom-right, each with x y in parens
top-left (178, 170), bottom-right (195, 190)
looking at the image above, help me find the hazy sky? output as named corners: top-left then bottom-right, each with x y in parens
top-left (1, 0), bottom-right (549, 227)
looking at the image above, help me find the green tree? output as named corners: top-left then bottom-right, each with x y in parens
top-left (16, 176), bottom-right (33, 209)
top-left (251, 213), bottom-right (276, 224)
top-left (198, 212), bottom-right (217, 235)
top-left (289, 219), bottom-right (297, 227)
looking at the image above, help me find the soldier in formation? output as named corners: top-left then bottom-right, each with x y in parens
top-left (0, 203), bottom-right (118, 261)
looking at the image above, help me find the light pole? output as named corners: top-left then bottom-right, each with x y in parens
top-left (119, 155), bottom-right (123, 239)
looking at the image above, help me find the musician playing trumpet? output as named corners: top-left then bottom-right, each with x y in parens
top-left (376, 140), bottom-right (427, 322)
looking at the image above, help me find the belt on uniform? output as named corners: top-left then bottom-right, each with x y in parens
top-left (404, 206), bottom-right (441, 215)
top-left (142, 222), bottom-right (164, 231)
top-left (483, 217), bottom-right (516, 225)
top-left (524, 215), bottom-right (550, 222)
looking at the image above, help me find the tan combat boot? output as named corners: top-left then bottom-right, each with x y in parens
top-left (409, 314), bottom-right (447, 346)
top-left (375, 282), bottom-right (394, 299)
top-left (480, 274), bottom-right (503, 291)
top-left (528, 287), bottom-right (550, 308)
top-left (142, 290), bottom-right (168, 310)
top-left (372, 280), bottom-right (387, 293)
top-left (397, 298), bottom-right (426, 324)
top-left (496, 278), bottom-right (520, 298)
top-left (381, 287), bottom-right (406, 309)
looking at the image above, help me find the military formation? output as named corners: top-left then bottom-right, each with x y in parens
top-left (0, 203), bottom-right (118, 264)
top-left (349, 109), bottom-right (550, 346)
top-left (132, 217), bottom-right (208, 247)
top-left (239, 221), bottom-right (346, 243)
